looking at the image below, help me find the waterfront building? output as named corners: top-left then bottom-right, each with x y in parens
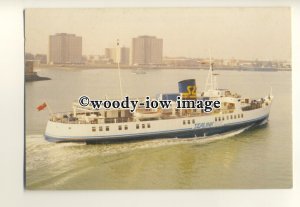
top-left (49, 33), bottom-right (82, 64)
top-left (132, 35), bottom-right (163, 65)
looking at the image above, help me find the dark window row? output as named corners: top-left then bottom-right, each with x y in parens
top-left (136, 123), bottom-right (151, 129)
top-left (183, 119), bottom-right (195, 125)
top-left (118, 125), bottom-right (128, 130)
top-left (92, 126), bottom-right (110, 132)
top-left (92, 123), bottom-right (152, 132)
top-left (215, 114), bottom-right (244, 122)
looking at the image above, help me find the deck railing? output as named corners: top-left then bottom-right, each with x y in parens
top-left (49, 107), bottom-right (243, 125)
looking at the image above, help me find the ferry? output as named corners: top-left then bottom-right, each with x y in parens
top-left (44, 60), bottom-right (273, 143)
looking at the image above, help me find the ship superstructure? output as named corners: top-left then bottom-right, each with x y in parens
top-left (44, 58), bottom-right (273, 143)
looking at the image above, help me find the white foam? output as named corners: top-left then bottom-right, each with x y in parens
top-left (25, 126), bottom-right (250, 163)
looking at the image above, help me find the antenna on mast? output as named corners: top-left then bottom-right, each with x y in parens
top-left (205, 49), bottom-right (214, 91)
top-left (116, 39), bottom-right (123, 98)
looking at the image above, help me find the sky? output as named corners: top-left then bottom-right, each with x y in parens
top-left (25, 8), bottom-right (291, 61)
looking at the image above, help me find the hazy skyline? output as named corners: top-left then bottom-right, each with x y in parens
top-left (25, 8), bottom-right (291, 61)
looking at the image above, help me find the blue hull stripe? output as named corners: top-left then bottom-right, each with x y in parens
top-left (45, 115), bottom-right (269, 143)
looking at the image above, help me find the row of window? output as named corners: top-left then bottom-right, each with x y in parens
top-left (136, 123), bottom-right (151, 129)
top-left (183, 119), bottom-right (195, 125)
top-left (91, 123), bottom-right (151, 132)
top-left (215, 113), bottom-right (244, 122)
top-left (92, 126), bottom-right (109, 132)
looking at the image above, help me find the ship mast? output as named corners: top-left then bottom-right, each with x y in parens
top-left (213, 73), bottom-right (219, 90)
top-left (116, 39), bottom-right (123, 98)
top-left (205, 52), bottom-right (215, 91)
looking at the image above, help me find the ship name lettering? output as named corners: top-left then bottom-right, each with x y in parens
top-left (194, 122), bottom-right (214, 129)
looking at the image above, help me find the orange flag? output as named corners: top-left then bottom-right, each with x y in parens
top-left (37, 102), bottom-right (47, 111)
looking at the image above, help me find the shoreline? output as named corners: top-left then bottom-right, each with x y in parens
top-left (36, 64), bottom-right (291, 72)
top-left (25, 73), bottom-right (51, 82)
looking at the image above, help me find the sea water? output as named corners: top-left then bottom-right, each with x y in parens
top-left (25, 68), bottom-right (292, 189)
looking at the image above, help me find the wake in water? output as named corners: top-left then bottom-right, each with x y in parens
top-left (26, 126), bottom-right (253, 188)
top-left (26, 125), bottom-right (251, 158)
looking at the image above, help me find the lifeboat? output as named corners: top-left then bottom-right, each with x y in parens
top-left (134, 109), bottom-right (161, 120)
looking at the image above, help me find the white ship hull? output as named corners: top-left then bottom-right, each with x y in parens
top-left (45, 104), bottom-right (271, 143)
